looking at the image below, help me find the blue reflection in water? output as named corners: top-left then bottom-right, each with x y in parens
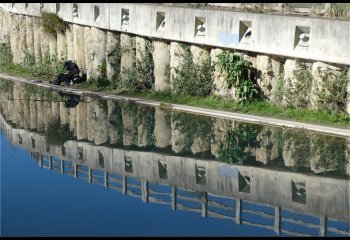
top-left (1, 131), bottom-right (275, 237)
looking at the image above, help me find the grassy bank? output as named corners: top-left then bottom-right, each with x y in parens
top-left (0, 69), bottom-right (349, 128)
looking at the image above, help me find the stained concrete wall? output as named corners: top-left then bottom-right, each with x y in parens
top-left (0, 6), bottom-right (349, 114)
top-left (2, 3), bottom-right (349, 65)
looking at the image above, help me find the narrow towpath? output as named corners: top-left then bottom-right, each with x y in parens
top-left (1, 73), bottom-right (349, 138)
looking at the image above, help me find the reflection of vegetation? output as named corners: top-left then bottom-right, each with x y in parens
top-left (121, 101), bottom-right (139, 145)
top-left (97, 98), bottom-right (108, 114)
top-left (45, 118), bottom-right (75, 146)
top-left (0, 78), bottom-right (14, 92)
top-left (108, 101), bottom-right (123, 144)
top-left (137, 105), bottom-right (155, 146)
top-left (310, 134), bottom-right (348, 175)
top-left (283, 130), bottom-right (311, 171)
top-left (217, 123), bottom-right (261, 165)
top-left (172, 112), bottom-right (212, 153)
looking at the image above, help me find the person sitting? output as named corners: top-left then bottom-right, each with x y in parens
top-left (51, 60), bottom-right (85, 85)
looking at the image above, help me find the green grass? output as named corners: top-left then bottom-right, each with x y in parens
top-left (1, 69), bottom-right (349, 128)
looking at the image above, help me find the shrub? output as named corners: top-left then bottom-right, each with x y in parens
top-left (172, 44), bottom-right (213, 97)
top-left (217, 51), bottom-right (258, 102)
top-left (41, 11), bottom-right (69, 36)
top-left (315, 69), bottom-right (348, 114)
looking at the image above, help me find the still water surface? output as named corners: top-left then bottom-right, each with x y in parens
top-left (1, 79), bottom-right (349, 236)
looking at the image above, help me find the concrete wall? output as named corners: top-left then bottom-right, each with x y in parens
top-left (1, 3), bottom-right (349, 65)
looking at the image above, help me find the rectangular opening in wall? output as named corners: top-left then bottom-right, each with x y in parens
top-left (98, 150), bottom-right (104, 168)
top-left (291, 180), bottom-right (306, 204)
top-left (77, 146), bottom-right (83, 161)
top-left (31, 137), bottom-right (36, 149)
top-left (94, 5), bottom-right (100, 22)
top-left (156, 12), bottom-right (166, 31)
top-left (121, 8), bottom-right (129, 29)
top-left (124, 156), bottom-right (133, 173)
top-left (294, 26), bottom-right (310, 49)
top-left (195, 164), bottom-right (206, 185)
top-left (61, 146), bottom-right (66, 156)
top-left (158, 160), bottom-right (168, 179)
top-left (238, 171), bottom-right (250, 193)
top-left (239, 21), bottom-right (252, 44)
top-left (195, 17), bottom-right (206, 37)
top-left (73, 3), bottom-right (79, 18)
top-left (56, 3), bottom-right (60, 14)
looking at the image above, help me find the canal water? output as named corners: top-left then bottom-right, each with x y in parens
top-left (1, 78), bottom-right (349, 237)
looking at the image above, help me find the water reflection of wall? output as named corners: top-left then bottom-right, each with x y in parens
top-left (1, 81), bottom-right (349, 176)
top-left (0, 91), bottom-right (349, 224)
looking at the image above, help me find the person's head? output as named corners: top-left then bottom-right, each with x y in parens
top-left (64, 60), bottom-right (72, 69)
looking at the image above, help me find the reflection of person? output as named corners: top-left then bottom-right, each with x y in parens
top-left (59, 92), bottom-right (80, 108)
top-left (51, 60), bottom-right (83, 86)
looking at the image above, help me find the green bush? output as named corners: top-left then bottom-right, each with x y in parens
top-left (172, 44), bottom-right (213, 97)
top-left (217, 51), bottom-right (258, 102)
top-left (315, 69), bottom-right (348, 114)
top-left (0, 36), bottom-right (13, 69)
top-left (41, 11), bottom-right (69, 36)
top-left (285, 59), bottom-right (312, 108)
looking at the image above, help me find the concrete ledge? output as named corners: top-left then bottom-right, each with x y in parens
top-left (1, 73), bottom-right (349, 138)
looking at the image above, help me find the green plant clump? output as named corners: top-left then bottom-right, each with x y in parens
top-left (217, 51), bottom-right (258, 102)
top-left (41, 11), bottom-right (69, 35)
top-left (315, 69), bottom-right (348, 114)
top-left (172, 44), bottom-right (213, 97)
top-left (0, 36), bottom-right (13, 69)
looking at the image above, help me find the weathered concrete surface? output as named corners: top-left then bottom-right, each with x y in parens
top-left (84, 26), bottom-right (93, 80)
top-left (25, 16), bottom-right (34, 55)
top-left (310, 61), bottom-right (344, 110)
top-left (91, 27), bottom-right (106, 80)
top-left (105, 31), bottom-right (118, 80)
top-left (107, 100), bottom-right (122, 145)
top-left (154, 108), bottom-right (171, 148)
top-left (256, 55), bottom-right (282, 102)
top-left (170, 42), bottom-right (185, 90)
top-left (190, 45), bottom-right (210, 65)
top-left (153, 40), bottom-right (170, 91)
top-left (76, 101), bottom-right (87, 140)
top-left (73, 24), bottom-right (85, 71)
top-left (33, 17), bottom-right (41, 63)
top-left (120, 33), bottom-right (133, 81)
top-left (10, 14), bottom-right (20, 64)
top-left (57, 32), bottom-right (67, 61)
top-left (347, 68), bottom-right (350, 115)
top-left (19, 15), bottom-right (27, 63)
top-left (66, 24), bottom-right (75, 61)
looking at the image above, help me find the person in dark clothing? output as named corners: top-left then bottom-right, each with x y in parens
top-left (51, 60), bottom-right (85, 85)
